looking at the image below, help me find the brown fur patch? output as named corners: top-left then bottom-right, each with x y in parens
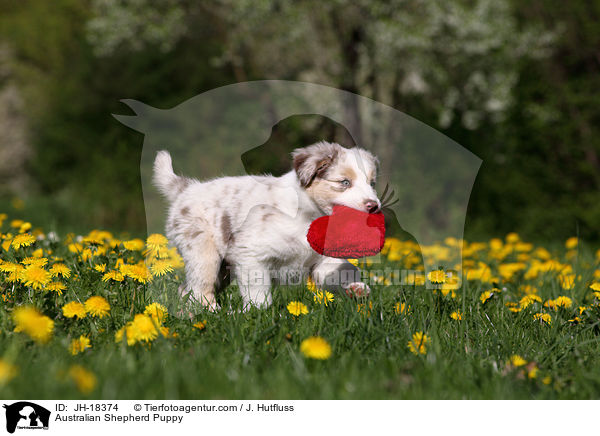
top-left (180, 207), bottom-right (190, 216)
top-left (306, 178), bottom-right (341, 211)
top-left (340, 166), bottom-right (357, 184)
top-left (221, 213), bottom-right (233, 244)
top-left (172, 218), bottom-right (183, 231)
top-left (292, 142), bottom-right (341, 187)
top-left (171, 177), bottom-right (191, 195)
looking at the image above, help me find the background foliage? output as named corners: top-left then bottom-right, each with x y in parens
top-left (0, 0), bottom-right (598, 240)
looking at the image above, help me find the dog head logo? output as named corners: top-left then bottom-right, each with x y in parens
top-left (3, 402), bottom-right (50, 433)
top-left (114, 80), bottom-right (481, 288)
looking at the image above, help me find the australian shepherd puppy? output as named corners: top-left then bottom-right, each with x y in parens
top-left (153, 141), bottom-right (381, 312)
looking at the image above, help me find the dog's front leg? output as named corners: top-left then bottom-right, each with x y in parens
top-left (234, 263), bottom-right (273, 310)
top-left (312, 257), bottom-right (370, 298)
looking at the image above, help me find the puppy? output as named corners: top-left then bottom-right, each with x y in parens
top-left (153, 141), bottom-right (381, 311)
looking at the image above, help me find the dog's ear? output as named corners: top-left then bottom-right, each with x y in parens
top-left (292, 141), bottom-right (340, 187)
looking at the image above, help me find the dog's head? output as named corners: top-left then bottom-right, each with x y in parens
top-left (292, 141), bottom-right (380, 215)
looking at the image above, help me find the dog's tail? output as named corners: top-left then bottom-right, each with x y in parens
top-left (153, 150), bottom-right (186, 202)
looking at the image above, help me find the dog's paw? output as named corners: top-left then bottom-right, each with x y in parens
top-left (344, 282), bottom-right (370, 298)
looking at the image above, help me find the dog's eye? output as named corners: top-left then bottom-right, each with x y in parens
top-left (370, 180), bottom-right (376, 188)
top-left (340, 179), bottom-right (351, 187)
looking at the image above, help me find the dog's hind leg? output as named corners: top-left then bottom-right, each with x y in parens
top-left (178, 233), bottom-right (222, 312)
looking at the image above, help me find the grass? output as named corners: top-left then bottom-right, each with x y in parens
top-left (1, 215), bottom-right (600, 399)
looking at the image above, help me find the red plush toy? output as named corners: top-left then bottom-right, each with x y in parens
top-left (307, 205), bottom-right (386, 258)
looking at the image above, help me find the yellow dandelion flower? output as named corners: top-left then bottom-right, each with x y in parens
top-left (515, 242), bottom-right (533, 252)
top-left (286, 301), bottom-right (308, 316)
top-left (129, 314), bottom-right (159, 342)
top-left (558, 274), bottom-right (575, 290)
top-left (306, 277), bottom-right (318, 293)
top-left (505, 232), bottom-right (520, 243)
top-left (149, 258), bottom-right (175, 277)
top-left (505, 302), bottom-right (522, 313)
top-left (509, 355), bottom-right (527, 367)
top-left (1, 238), bottom-right (12, 252)
top-left (519, 284), bottom-right (539, 295)
top-left (94, 263), bottom-right (107, 273)
top-left (82, 235), bottom-right (104, 246)
top-left (144, 302), bottom-right (168, 323)
top-left (466, 264), bottom-right (493, 282)
top-left (407, 272), bottom-right (426, 286)
top-left (123, 238), bottom-right (145, 251)
top-left (427, 269), bottom-right (446, 284)
top-left (84, 296), bottom-right (110, 318)
top-left (115, 325), bottom-right (135, 346)
top-left (10, 219), bottom-right (24, 228)
top-left (542, 376), bottom-right (552, 385)
top-left (22, 256), bottom-right (48, 267)
top-left (589, 282), bottom-right (600, 292)
top-left (0, 262), bottom-right (20, 273)
top-left (528, 365), bottom-right (539, 379)
top-left (554, 296), bottom-right (573, 309)
top-left (450, 311), bottom-right (462, 320)
top-left (394, 302), bottom-right (410, 315)
top-left (120, 263), bottom-right (152, 283)
top-left (544, 296), bottom-right (572, 310)
top-left (565, 237), bottom-right (578, 250)
top-left (62, 301), bottom-right (87, 319)
top-left (313, 290), bottom-right (334, 306)
top-left (479, 289), bottom-right (495, 304)
top-left (69, 335), bottom-right (91, 355)
top-left (519, 294), bottom-right (541, 308)
top-left (159, 326), bottom-right (174, 338)
top-left (19, 265), bottom-right (51, 290)
top-left (50, 263), bottom-right (71, 278)
top-left (441, 270), bottom-right (460, 292)
top-left (12, 306), bottom-right (54, 343)
top-left (68, 365), bottom-right (96, 394)
top-left (68, 243), bottom-right (83, 254)
top-left (165, 247), bottom-right (185, 269)
top-left (5, 264), bottom-right (24, 283)
top-left (347, 258), bottom-right (359, 267)
top-left (300, 336), bottom-right (332, 360)
top-left (144, 234), bottom-right (170, 258)
top-left (146, 233), bottom-right (168, 246)
top-left (102, 270), bottom-right (124, 282)
top-left (193, 320), bottom-right (207, 330)
top-left (533, 313), bottom-right (552, 325)
top-left (0, 262), bottom-right (23, 284)
top-left (0, 359), bottom-right (18, 384)
top-left (407, 331), bottom-right (430, 355)
top-left (11, 233), bottom-right (36, 249)
top-left (46, 281), bottom-right (66, 295)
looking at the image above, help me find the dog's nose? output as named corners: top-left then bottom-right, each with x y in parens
top-left (364, 200), bottom-right (380, 214)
